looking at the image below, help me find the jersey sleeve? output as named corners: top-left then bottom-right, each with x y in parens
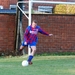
top-left (24, 27), bottom-right (30, 43)
top-left (38, 26), bottom-right (49, 36)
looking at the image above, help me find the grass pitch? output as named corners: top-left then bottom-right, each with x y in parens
top-left (0, 55), bottom-right (75, 75)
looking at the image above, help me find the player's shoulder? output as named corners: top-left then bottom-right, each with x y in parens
top-left (36, 25), bottom-right (40, 28)
top-left (26, 26), bottom-right (31, 30)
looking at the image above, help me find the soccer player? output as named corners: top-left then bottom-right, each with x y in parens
top-left (19, 20), bottom-right (53, 65)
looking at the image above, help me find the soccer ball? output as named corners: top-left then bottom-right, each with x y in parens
top-left (22, 60), bottom-right (29, 66)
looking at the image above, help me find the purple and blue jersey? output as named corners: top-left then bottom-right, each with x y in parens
top-left (22, 25), bottom-right (49, 46)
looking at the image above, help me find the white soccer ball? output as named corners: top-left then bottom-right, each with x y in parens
top-left (22, 60), bottom-right (29, 66)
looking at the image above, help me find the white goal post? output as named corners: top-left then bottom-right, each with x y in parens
top-left (17, 0), bottom-right (75, 55)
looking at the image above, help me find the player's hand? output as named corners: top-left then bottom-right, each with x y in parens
top-left (24, 42), bottom-right (27, 45)
top-left (49, 34), bottom-right (53, 36)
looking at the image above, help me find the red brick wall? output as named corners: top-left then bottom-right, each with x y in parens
top-left (0, 0), bottom-right (17, 9)
top-left (23, 14), bottom-right (75, 54)
top-left (0, 0), bottom-right (10, 9)
top-left (10, 0), bottom-right (17, 5)
top-left (0, 14), bottom-right (16, 55)
top-left (0, 14), bottom-right (75, 55)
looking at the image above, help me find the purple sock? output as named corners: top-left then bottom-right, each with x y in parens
top-left (27, 55), bottom-right (33, 62)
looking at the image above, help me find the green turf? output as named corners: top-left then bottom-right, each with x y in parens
top-left (0, 55), bottom-right (75, 75)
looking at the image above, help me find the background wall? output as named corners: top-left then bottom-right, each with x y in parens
top-left (0, 14), bottom-right (16, 55)
top-left (0, 0), bottom-right (17, 9)
top-left (22, 14), bottom-right (75, 54)
top-left (0, 14), bottom-right (75, 55)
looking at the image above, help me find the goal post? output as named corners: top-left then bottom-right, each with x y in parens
top-left (16, 0), bottom-right (75, 55)
top-left (31, 1), bottom-right (75, 4)
top-left (17, 0), bottom-right (32, 55)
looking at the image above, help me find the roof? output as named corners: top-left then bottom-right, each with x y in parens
top-left (0, 9), bottom-right (16, 14)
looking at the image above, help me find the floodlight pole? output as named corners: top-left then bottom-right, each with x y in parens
top-left (28, 0), bottom-right (32, 55)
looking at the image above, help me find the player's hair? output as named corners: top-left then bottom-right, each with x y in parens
top-left (32, 20), bottom-right (37, 23)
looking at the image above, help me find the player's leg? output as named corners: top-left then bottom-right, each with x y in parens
top-left (27, 42), bottom-right (37, 65)
top-left (19, 41), bottom-right (27, 52)
top-left (31, 46), bottom-right (36, 56)
top-left (27, 46), bottom-right (36, 65)
top-left (20, 45), bottom-right (25, 51)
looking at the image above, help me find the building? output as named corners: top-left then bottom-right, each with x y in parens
top-left (0, 0), bottom-right (75, 9)
top-left (0, 0), bottom-right (75, 55)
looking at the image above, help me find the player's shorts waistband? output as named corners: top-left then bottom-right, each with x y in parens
top-left (21, 41), bottom-right (37, 47)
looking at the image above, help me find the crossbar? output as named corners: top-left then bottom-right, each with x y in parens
top-left (17, 1), bottom-right (75, 5)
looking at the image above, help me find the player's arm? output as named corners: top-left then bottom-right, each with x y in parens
top-left (38, 27), bottom-right (53, 36)
top-left (24, 27), bottom-right (29, 44)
